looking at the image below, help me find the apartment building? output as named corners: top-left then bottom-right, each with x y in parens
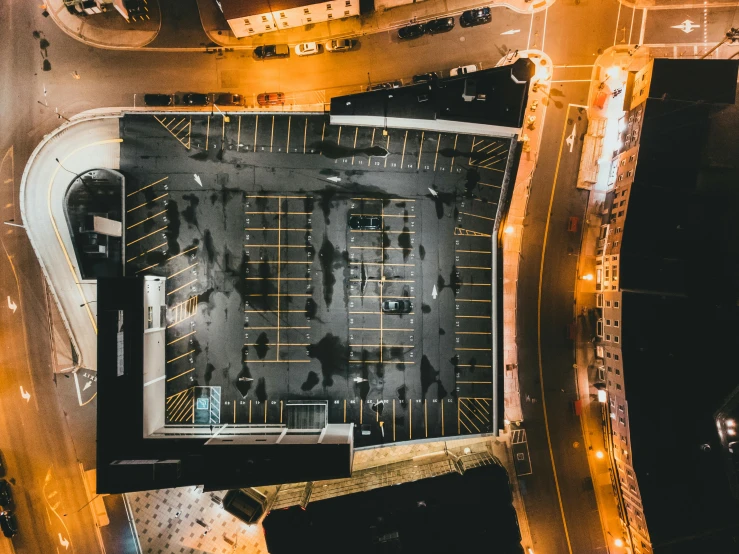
top-left (217, 0), bottom-right (360, 38)
top-left (594, 58), bottom-right (739, 554)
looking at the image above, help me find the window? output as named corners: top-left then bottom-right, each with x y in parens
top-left (244, 18), bottom-right (250, 24)
top-left (606, 319), bottom-right (611, 326)
top-left (619, 201), bottom-right (625, 207)
top-left (607, 366), bottom-right (612, 373)
top-left (614, 301), bottom-right (620, 308)
top-left (618, 175), bottom-right (624, 181)
top-left (614, 335), bottom-right (620, 343)
top-left (606, 300), bottom-right (611, 307)
top-left (326, 2), bottom-right (332, 8)
top-left (280, 11), bottom-right (286, 17)
top-left (614, 320), bottom-right (620, 327)
top-left (327, 13), bottom-right (332, 18)
top-left (619, 417), bottom-right (625, 424)
top-left (261, 15), bottom-right (268, 21)
top-left (613, 241), bottom-right (619, 247)
top-left (282, 21), bottom-right (288, 26)
top-left (614, 354), bottom-right (619, 360)
top-left (265, 24), bottom-right (271, 29)
top-left (630, 484), bottom-right (636, 492)
top-left (621, 190), bottom-right (627, 197)
top-left (147, 306), bottom-right (153, 329)
top-left (608, 380), bottom-right (612, 386)
top-left (606, 334), bottom-right (611, 341)
top-left (615, 227), bottom-right (621, 234)
top-left (629, 155), bottom-right (635, 162)
top-left (615, 369), bottom-right (621, 375)
top-left (606, 352), bottom-right (611, 358)
top-left (304, 7), bottom-right (310, 13)
top-left (619, 404), bottom-right (624, 412)
top-left (626, 170), bottom-right (632, 177)
top-left (248, 27), bottom-right (254, 32)
top-left (618, 210), bottom-right (624, 217)
top-left (307, 17), bottom-right (312, 21)
top-left (346, 0), bottom-right (351, 5)
top-left (344, 9), bottom-right (350, 15)
top-left (616, 383), bottom-right (622, 390)
top-left (605, 268), bottom-right (610, 280)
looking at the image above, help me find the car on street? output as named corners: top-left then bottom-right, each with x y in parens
top-left (367, 81), bottom-right (402, 91)
top-left (412, 72), bottom-right (438, 84)
top-left (0, 511), bottom-right (16, 538)
top-left (213, 93), bottom-right (243, 106)
top-left (257, 92), bottom-right (285, 106)
top-left (295, 42), bottom-right (319, 56)
top-left (382, 299), bottom-right (413, 313)
top-left (0, 480), bottom-right (12, 509)
top-left (425, 17), bottom-right (455, 34)
top-left (254, 44), bottom-right (289, 59)
top-left (325, 39), bottom-right (355, 52)
top-left (450, 64), bottom-right (478, 76)
top-left (143, 93), bottom-right (172, 107)
top-left (349, 215), bottom-right (382, 230)
top-left (182, 93), bottom-right (210, 106)
top-left (398, 23), bottom-right (426, 40)
top-left (460, 7), bottom-right (491, 27)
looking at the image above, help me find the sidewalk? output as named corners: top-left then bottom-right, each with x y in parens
top-left (45, 0), bottom-right (160, 49)
top-left (195, 0), bottom-right (554, 48)
top-left (502, 49), bottom-right (552, 426)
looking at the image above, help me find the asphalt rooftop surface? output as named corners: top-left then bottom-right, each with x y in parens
top-left (120, 112), bottom-right (514, 446)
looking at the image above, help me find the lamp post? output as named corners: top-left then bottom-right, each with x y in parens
top-left (212, 103), bottom-right (230, 123)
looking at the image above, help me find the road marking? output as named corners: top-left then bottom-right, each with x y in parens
top-left (368, 128), bottom-right (376, 166)
top-left (459, 211), bottom-right (495, 221)
top-left (385, 133), bottom-right (390, 168)
top-left (127, 176), bottom-right (168, 197)
top-left (304, 117), bottom-right (308, 154)
top-left (270, 116), bottom-right (275, 153)
top-left (167, 279), bottom-right (197, 295)
top-left (254, 115), bottom-right (259, 151)
top-left (352, 127), bottom-right (358, 164)
top-left (126, 225), bottom-right (168, 246)
top-left (433, 132), bottom-right (441, 171)
top-left (127, 193), bottom-right (168, 213)
top-left (20, 386), bottom-right (31, 402)
top-left (167, 330), bottom-right (196, 345)
top-left (205, 116), bottom-right (210, 151)
top-left (126, 209), bottom-right (166, 229)
top-left (7, 296), bottom-right (17, 314)
top-left (400, 130), bottom-right (408, 168)
top-left (337, 126), bottom-right (342, 145)
top-left (537, 104), bottom-right (578, 554)
top-left (237, 116), bottom-right (241, 151)
top-left (417, 131), bottom-right (424, 168)
top-left (167, 349), bottom-right (195, 364)
top-left (169, 262), bottom-right (198, 279)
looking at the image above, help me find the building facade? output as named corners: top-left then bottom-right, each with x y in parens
top-left (218, 0), bottom-right (360, 38)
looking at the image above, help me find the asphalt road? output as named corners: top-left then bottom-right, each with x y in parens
top-left (2, 0), bottom-right (736, 551)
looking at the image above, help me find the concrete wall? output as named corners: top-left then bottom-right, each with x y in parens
top-left (143, 276), bottom-right (167, 437)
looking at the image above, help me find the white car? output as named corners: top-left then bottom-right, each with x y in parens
top-left (450, 64), bottom-right (478, 77)
top-left (325, 39), bottom-right (354, 52)
top-left (295, 42), bottom-right (319, 56)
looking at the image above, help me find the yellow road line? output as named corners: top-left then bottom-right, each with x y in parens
top-left (457, 266), bottom-right (492, 270)
top-left (350, 328), bottom-right (413, 331)
top-left (167, 331), bottom-right (196, 345)
top-left (127, 193), bottom-right (168, 213)
top-left (457, 249), bottom-right (491, 253)
top-left (450, 134), bottom-right (458, 172)
top-left (126, 209), bottom-right (166, 229)
top-left (126, 225), bottom-right (168, 246)
top-left (303, 117), bottom-right (307, 154)
top-left (205, 116), bottom-right (210, 151)
top-left (254, 115), bottom-right (259, 150)
top-left (351, 127), bottom-right (358, 164)
top-left (166, 368), bottom-right (195, 382)
top-left (270, 115), bottom-right (275, 153)
top-left (457, 380), bottom-right (492, 384)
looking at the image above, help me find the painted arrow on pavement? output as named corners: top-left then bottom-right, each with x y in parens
top-left (83, 380), bottom-right (93, 391)
top-left (501, 29), bottom-right (521, 35)
top-left (432, 284), bottom-right (438, 300)
top-left (20, 386), bottom-right (31, 402)
top-left (193, 174), bottom-right (203, 187)
top-left (58, 534), bottom-right (69, 550)
top-left (7, 296), bottom-right (16, 314)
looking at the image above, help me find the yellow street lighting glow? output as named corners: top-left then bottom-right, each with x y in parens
top-left (504, 225), bottom-right (514, 234)
top-left (605, 66), bottom-right (621, 79)
top-left (614, 538), bottom-right (624, 547)
top-left (598, 390), bottom-right (607, 403)
top-left (595, 450), bottom-right (604, 459)
top-left (727, 419), bottom-right (736, 427)
top-left (582, 273), bottom-right (594, 281)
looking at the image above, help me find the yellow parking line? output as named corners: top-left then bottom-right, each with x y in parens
top-left (417, 131), bottom-right (424, 167)
top-left (243, 359), bottom-right (311, 363)
top-left (471, 137), bottom-right (481, 150)
top-left (237, 116), bottom-right (241, 152)
top-left (127, 193), bottom-right (168, 213)
top-left (169, 263), bottom-right (198, 279)
top-left (457, 380), bottom-right (492, 384)
top-left (205, 116), bottom-right (210, 151)
top-left (456, 315), bottom-right (489, 318)
top-left (167, 368), bottom-right (195, 382)
top-left (245, 195), bottom-right (307, 199)
top-left (350, 213), bottom-right (414, 218)
top-left (167, 331), bottom-right (196, 345)
top-left (456, 299), bottom-right (491, 303)
top-left (167, 279), bottom-right (197, 295)
top-left (246, 293), bottom-right (312, 297)
top-left (166, 245), bottom-right (197, 261)
top-left (350, 328), bottom-right (413, 331)
top-left (351, 127), bottom-right (358, 164)
top-left (126, 209), bottom-right (166, 229)
top-left (245, 261), bottom-right (310, 264)
top-left (400, 130), bottom-right (408, 168)
top-left (349, 230), bottom-right (414, 234)
top-left (253, 114), bottom-right (259, 150)
top-left (455, 331), bottom-right (490, 334)
top-left (126, 225), bottom-right (167, 246)
top-left (247, 326), bottom-right (310, 330)
top-left (433, 132), bottom-right (441, 171)
top-left (286, 116), bottom-right (291, 152)
top-left (457, 266), bottom-right (492, 270)
top-left (450, 135), bottom-right (458, 172)
top-left (479, 182), bottom-right (502, 188)
top-left (457, 249), bottom-right (491, 253)
top-left (246, 277), bottom-right (310, 280)
top-left (368, 128), bottom-right (375, 166)
top-left (337, 126), bottom-right (342, 145)
top-left (460, 283), bottom-right (492, 286)
top-left (127, 241), bottom-right (167, 263)
top-left (460, 212), bottom-right (495, 221)
top-left (385, 133), bottom-right (390, 168)
top-left (303, 118), bottom-right (308, 154)
top-left (244, 343), bottom-right (309, 346)
top-left (167, 349), bottom-right (195, 364)
top-left (321, 121), bottom-right (326, 141)
top-left (245, 227), bottom-right (310, 231)
top-left (270, 115), bottom-right (275, 153)
top-left (127, 176), bottom-right (168, 197)
top-left (244, 244), bottom-right (305, 247)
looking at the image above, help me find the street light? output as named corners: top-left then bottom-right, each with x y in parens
top-left (212, 103), bottom-right (230, 123)
top-left (595, 450), bottom-right (604, 459)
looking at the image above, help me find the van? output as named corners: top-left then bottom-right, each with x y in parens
top-left (254, 44), bottom-right (289, 59)
top-left (222, 488), bottom-right (268, 525)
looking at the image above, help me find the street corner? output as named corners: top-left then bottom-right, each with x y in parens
top-left (74, 370), bottom-right (97, 406)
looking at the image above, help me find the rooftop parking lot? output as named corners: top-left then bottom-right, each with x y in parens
top-left (120, 112), bottom-right (515, 446)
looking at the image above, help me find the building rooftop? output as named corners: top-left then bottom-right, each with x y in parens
top-left (219, 0), bottom-right (318, 20)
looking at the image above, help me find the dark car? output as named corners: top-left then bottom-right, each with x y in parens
top-left (257, 92), bottom-right (285, 106)
top-left (382, 299), bottom-right (413, 313)
top-left (398, 23), bottom-right (426, 40)
top-left (0, 480), bottom-right (12, 509)
top-left (349, 215), bottom-right (382, 230)
top-left (412, 72), bottom-right (439, 84)
top-left (0, 511), bottom-right (16, 538)
top-left (182, 93), bottom-right (210, 106)
top-left (460, 7), bottom-right (491, 27)
top-left (426, 17), bottom-right (455, 34)
top-left (254, 44), bottom-right (289, 59)
top-left (214, 93), bottom-right (243, 106)
top-left (143, 93), bottom-right (172, 107)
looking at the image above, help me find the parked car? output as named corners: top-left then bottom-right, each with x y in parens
top-left (143, 93), bottom-right (172, 107)
top-left (450, 64), bottom-right (478, 76)
top-left (460, 7), bottom-right (491, 27)
top-left (367, 81), bottom-right (402, 91)
top-left (257, 92), bottom-right (285, 106)
top-left (349, 215), bottom-right (382, 230)
top-left (412, 72), bottom-right (438, 84)
top-left (567, 216), bottom-right (579, 232)
top-left (426, 16), bottom-right (455, 34)
top-left (0, 481), bottom-right (11, 509)
top-left (0, 511), bottom-right (16, 538)
top-left (181, 93), bottom-right (210, 106)
top-left (325, 39), bottom-right (355, 52)
top-left (213, 93), bottom-right (243, 106)
top-left (398, 23), bottom-right (426, 40)
top-left (382, 299), bottom-right (413, 313)
top-left (295, 42), bottom-right (319, 56)
top-left (254, 44), bottom-right (289, 59)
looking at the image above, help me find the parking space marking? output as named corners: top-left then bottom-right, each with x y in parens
top-left (126, 176), bottom-right (168, 197)
top-left (167, 349), bottom-right (195, 364)
top-left (454, 227), bottom-right (491, 237)
top-left (352, 127), bottom-right (358, 164)
top-left (126, 208), bottom-right (166, 229)
top-left (349, 262), bottom-right (413, 266)
top-left (166, 330), bottom-right (196, 345)
top-left (385, 133), bottom-right (390, 168)
top-left (457, 266), bottom-right (492, 270)
top-left (304, 118), bottom-right (308, 154)
top-left (321, 121), bottom-right (326, 142)
top-left (236, 116), bottom-right (241, 152)
top-left (205, 116), bottom-right (210, 151)
top-left (286, 116), bottom-right (291, 153)
top-left (455, 315), bottom-right (488, 318)
top-left (450, 134), bottom-right (458, 172)
top-left (337, 126), bottom-right (342, 145)
top-left (166, 387), bottom-right (194, 422)
top-left (457, 249), bottom-right (491, 254)
top-left (245, 261), bottom-right (310, 265)
top-left (166, 245), bottom-right (198, 262)
top-left (270, 116), bottom-right (275, 153)
top-left (127, 193), bottom-right (168, 213)
top-left (128, 241), bottom-right (167, 263)
top-left (126, 225), bottom-right (167, 246)
top-left (167, 279), bottom-right (197, 296)
top-left (368, 128), bottom-right (376, 166)
top-left (350, 327), bottom-right (413, 331)
top-left (167, 296), bottom-right (198, 328)
top-left (417, 131), bottom-right (424, 168)
top-left (169, 262), bottom-right (198, 279)
top-left (479, 182), bottom-right (502, 188)
top-left (455, 298), bottom-right (491, 302)
top-left (433, 132), bottom-right (441, 171)
top-left (400, 130), bottom-right (408, 169)
top-left (154, 116), bottom-right (192, 150)
top-left (166, 367), bottom-right (195, 382)
top-left (459, 212), bottom-right (495, 222)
